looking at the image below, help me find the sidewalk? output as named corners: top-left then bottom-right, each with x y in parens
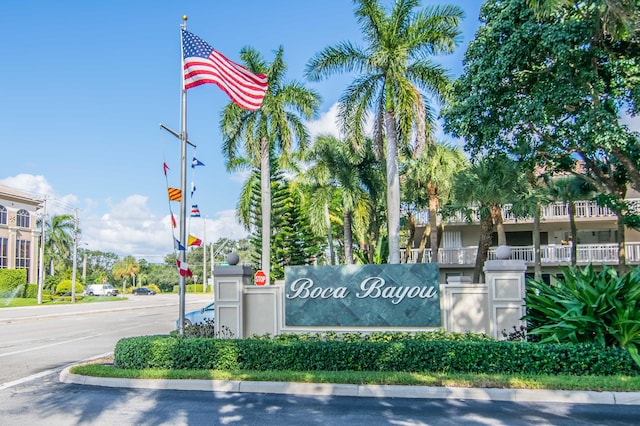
top-left (59, 366), bottom-right (640, 405)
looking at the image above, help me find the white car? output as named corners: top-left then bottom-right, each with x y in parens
top-left (84, 284), bottom-right (118, 296)
top-left (177, 301), bottom-right (215, 327)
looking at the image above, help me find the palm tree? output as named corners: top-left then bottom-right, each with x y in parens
top-left (304, 134), bottom-right (372, 264)
top-left (221, 46), bottom-right (320, 283)
top-left (305, 0), bottom-right (463, 263)
top-left (112, 256), bottom-right (140, 289)
top-left (303, 182), bottom-right (339, 265)
top-left (547, 175), bottom-right (594, 265)
top-left (44, 214), bottom-right (76, 276)
top-left (509, 168), bottom-right (553, 282)
top-left (299, 150), bottom-right (341, 265)
top-left (449, 155), bottom-right (525, 283)
top-left (402, 142), bottom-right (468, 263)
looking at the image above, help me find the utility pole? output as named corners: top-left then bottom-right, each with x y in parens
top-left (210, 242), bottom-right (214, 293)
top-left (82, 253), bottom-right (87, 284)
top-left (203, 217), bottom-right (207, 292)
top-left (37, 198), bottom-right (47, 304)
top-left (71, 208), bottom-right (78, 303)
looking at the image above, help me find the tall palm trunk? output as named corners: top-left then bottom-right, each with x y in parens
top-left (533, 203), bottom-right (542, 281)
top-left (474, 214), bottom-right (494, 283)
top-left (428, 183), bottom-right (439, 263)
top-left (416, 225), bottom-right (429, 263)
top-left (568, 200), bottom-right (578, 266)
top-left (384, 110), bottom-right (401, 264)
top-left (344, 210), bottom-right (354, 264)
top-left (260, 136), bottom-right (271, 284)
top-left (325, 203), bottom-right (335, 265)
top-left (491, 203), bottom-right (506, 246)
top-left (404, 213), bottom-right (416, 263)
top-left (617, 214), bottom-right (627, 275)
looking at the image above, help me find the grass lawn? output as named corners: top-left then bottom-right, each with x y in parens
top-left (71, 360), bottom-right (640, 392)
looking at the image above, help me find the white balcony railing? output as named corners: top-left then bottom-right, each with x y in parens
top-left (400, 242), bottom-right (640, 266)
top-left (428, 199), bottom-right (640, 225)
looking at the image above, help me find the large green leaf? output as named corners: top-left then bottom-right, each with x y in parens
top-left (525, 265), bottom-right (640, 367)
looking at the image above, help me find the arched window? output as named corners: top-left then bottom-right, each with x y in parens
top-left (17, 209), bottom-right (30, 228)
top-left (0, 205), bottom-right (6, 225)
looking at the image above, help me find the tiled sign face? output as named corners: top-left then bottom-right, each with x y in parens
top-left (284, 264), bottom-right (441, 327)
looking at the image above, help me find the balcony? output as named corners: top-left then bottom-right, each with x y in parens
top-left (400, 242), bottom-right (640, 266)
top-left (414, 199), bottom-right (640, 226)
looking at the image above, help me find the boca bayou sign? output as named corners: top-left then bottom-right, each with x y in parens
top-left (284, 264), bottom-right (441, 327)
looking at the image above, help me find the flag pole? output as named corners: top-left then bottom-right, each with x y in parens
top-left (178, 15), bottom-right (189, 335)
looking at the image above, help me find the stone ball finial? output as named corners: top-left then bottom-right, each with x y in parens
top-left (226, 252), bottom-right (240, 265)
top-left (495, 245), bottom-right (512, 260)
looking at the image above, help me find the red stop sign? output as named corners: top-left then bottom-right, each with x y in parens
top-left (254, 270), bottom-right (267, 286)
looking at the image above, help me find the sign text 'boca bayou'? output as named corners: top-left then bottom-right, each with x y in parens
top-left (284, 264), bottom-right (441, 327)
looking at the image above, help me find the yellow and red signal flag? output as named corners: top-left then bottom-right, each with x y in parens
top-left (168, 187), bottom-right (182, 202)
top-left (188, 235), bottom-right (202, 247)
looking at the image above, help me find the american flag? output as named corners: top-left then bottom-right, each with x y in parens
top-left (182, 29), bottom-right (268, 111)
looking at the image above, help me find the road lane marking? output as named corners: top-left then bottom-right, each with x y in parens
top-left (0, 352), bottom-right (112, 391)
top-left (0, 323), bottom-right (145, 358)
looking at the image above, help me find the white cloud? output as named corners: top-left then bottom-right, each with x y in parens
top-left (81, 194), bottom-right (171, 261)
top-left (307, 103), bottom-right (341, 140)
top-left (82, 199), bottom-right (249, 263)
top-left (1, 174), bottom-right (250, 264)
top-left (0, 174), bottom-right (77, 216)
top-left (0, 174), bottom-right (53, 195)
top-left (306, 103), bottom-right (378, 143)
top-left (229, 169), bottom-right (251, 184)
top-left (189, 210), bottom-right (249, 242)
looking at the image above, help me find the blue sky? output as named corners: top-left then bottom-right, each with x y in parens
top-left (0, 0), bottom-right (482, 262)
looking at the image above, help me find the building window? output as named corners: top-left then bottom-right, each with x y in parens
top-left (15, 239), bottom-right (31, 281)
top-left (0, 205), bottom-right (6, 225)
top-left (0, 238), bottom-right (7, 268)
top-left (17, 209), bottom-right (30, 228)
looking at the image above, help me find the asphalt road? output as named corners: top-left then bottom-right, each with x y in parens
top-left (0, 293), bottom-right (212, 386)
top-left (2, 294), bottom-right (640, 425)
top-left (3, 374), bottom-right (640, 426)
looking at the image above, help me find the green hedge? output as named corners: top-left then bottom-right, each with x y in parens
top-left (171, 284), bottom-right (206, 293)
top-left (55, 279), bottom-right (85, 295)
top-left (24, 284), bottom-right (38, 298)
top-left (0, 269), bottom-right (27, 297)
top-left (114, 335), bottom-right (640, 376)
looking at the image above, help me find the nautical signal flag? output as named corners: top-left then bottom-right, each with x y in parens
top-left (176, 259), bottom-right (192, 277)
top-left (181, 29), bottom-right (268, 111)
top-left (171, 214), bottom-right (177, 228)
top-left (175, 238), bottom-right (186, 251)
top-left (163, 162), bottom-right (170, 176)
top-left (188, 235), bottom-right (202, 247)
top-left (192, 157), bottom-right (205, 168)
top-left (168, 188), bottom-right (182, 202)
top-left (191, 205), bottom-right (201, 217)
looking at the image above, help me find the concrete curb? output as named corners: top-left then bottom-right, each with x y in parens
top-left (59, 367), bottom-right (640, 404)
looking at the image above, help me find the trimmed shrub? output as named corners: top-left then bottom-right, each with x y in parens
top-left (172, 284), bottom-right (207, 293)
top-left (55, 279), bottom-right (85, 296)
top-left (0, 269), bottom-right (27, 297)
top-left (24, 284), bottom-right (39, 298)
top-left (113, 335), bottom-right (640, 376)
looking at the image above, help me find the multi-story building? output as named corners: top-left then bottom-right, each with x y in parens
top-left (402, 188), bottom-right (640, 283)
top-left (0, 184), bottom-right (42, 283)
